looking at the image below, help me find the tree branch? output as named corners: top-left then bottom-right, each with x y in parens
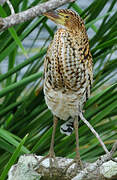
top-left (8, 142), bottom-right (117, 180)
top-left (0, 0), bottom-right (75, 32)
top-left (79, 112), bottom-right (109, 154)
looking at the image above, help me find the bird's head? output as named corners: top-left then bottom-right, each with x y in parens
top-left (44, 9), bottom-right (85, 33)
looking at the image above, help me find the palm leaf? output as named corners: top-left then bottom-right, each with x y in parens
top-left (0, 0), bottom-right (117, 176)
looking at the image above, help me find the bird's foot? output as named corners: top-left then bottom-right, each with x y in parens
top-left (49, 151), bottom-right (59, 169)
top-left (34, 151), bottom-right (59, 175)
top-left (64, 157), bottom-right (83, 174)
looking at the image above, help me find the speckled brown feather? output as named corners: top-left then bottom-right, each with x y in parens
top-left (44, 10), bottom-right (93, 121)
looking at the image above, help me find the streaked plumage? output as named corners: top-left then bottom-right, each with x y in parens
top-left (38, 10), bottom-right (110, 172)
top-left (42, 9), bottom-right (93, 170)
top-left (44, 9), bottom-right (93, 134)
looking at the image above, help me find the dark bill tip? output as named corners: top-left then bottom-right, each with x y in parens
top-left (43, 10), bottom-right (59, 19)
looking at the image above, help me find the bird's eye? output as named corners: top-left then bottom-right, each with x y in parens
top-left (65, 16), bottom-right (69, 18)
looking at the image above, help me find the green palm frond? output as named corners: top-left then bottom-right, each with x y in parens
top-left (0, 0), bottom-right (117, 177)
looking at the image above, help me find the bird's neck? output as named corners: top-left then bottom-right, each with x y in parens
top-left (64, 28), bottom-right (88, 45)
top-left (56, 27), bottom-right (88, 46)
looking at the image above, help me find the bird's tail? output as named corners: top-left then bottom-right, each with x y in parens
top-left (60, 117), bottom-right (74, 136)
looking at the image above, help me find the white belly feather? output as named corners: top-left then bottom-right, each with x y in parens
top-left (44, 88), bottom-right (85, 120)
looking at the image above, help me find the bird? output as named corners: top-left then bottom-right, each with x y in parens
top-left (42, 9), bottom-right (108, 170)
top-left (41, 9), bottom-right (93, 169)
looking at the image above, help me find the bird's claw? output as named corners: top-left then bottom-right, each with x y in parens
top-left (49, 152), bottom-right (59, 169)
top-left (34, 151), bottom-right (59, 172)
top-left (64, 158), bottom-right (83, 174)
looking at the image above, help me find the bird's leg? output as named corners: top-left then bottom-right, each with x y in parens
top-left (38, 116), bottom-right (58, 168)
top-left (74, 116), bottom-right (83, 169)
top-left (79, 111), bottom-right (109, 154)
top-left (49, 115), bottom-right (58, 168)
top-left (65, 116), bottom-right (83, 173)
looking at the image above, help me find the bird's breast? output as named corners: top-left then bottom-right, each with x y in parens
top-left (44, 28), bottom-right (93, 119)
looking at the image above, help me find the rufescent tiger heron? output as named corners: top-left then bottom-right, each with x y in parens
top-left (40, 9), bottom-right (109, 170)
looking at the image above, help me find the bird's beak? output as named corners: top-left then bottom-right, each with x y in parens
top-left (44, 11), bottom-right (65, 25)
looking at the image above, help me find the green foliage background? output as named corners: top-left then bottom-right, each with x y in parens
top-left (0, 0), bottom-right (117, 179)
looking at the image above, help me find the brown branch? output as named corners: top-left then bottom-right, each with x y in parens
top-left (0, 0), bottom-right (75, 32)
